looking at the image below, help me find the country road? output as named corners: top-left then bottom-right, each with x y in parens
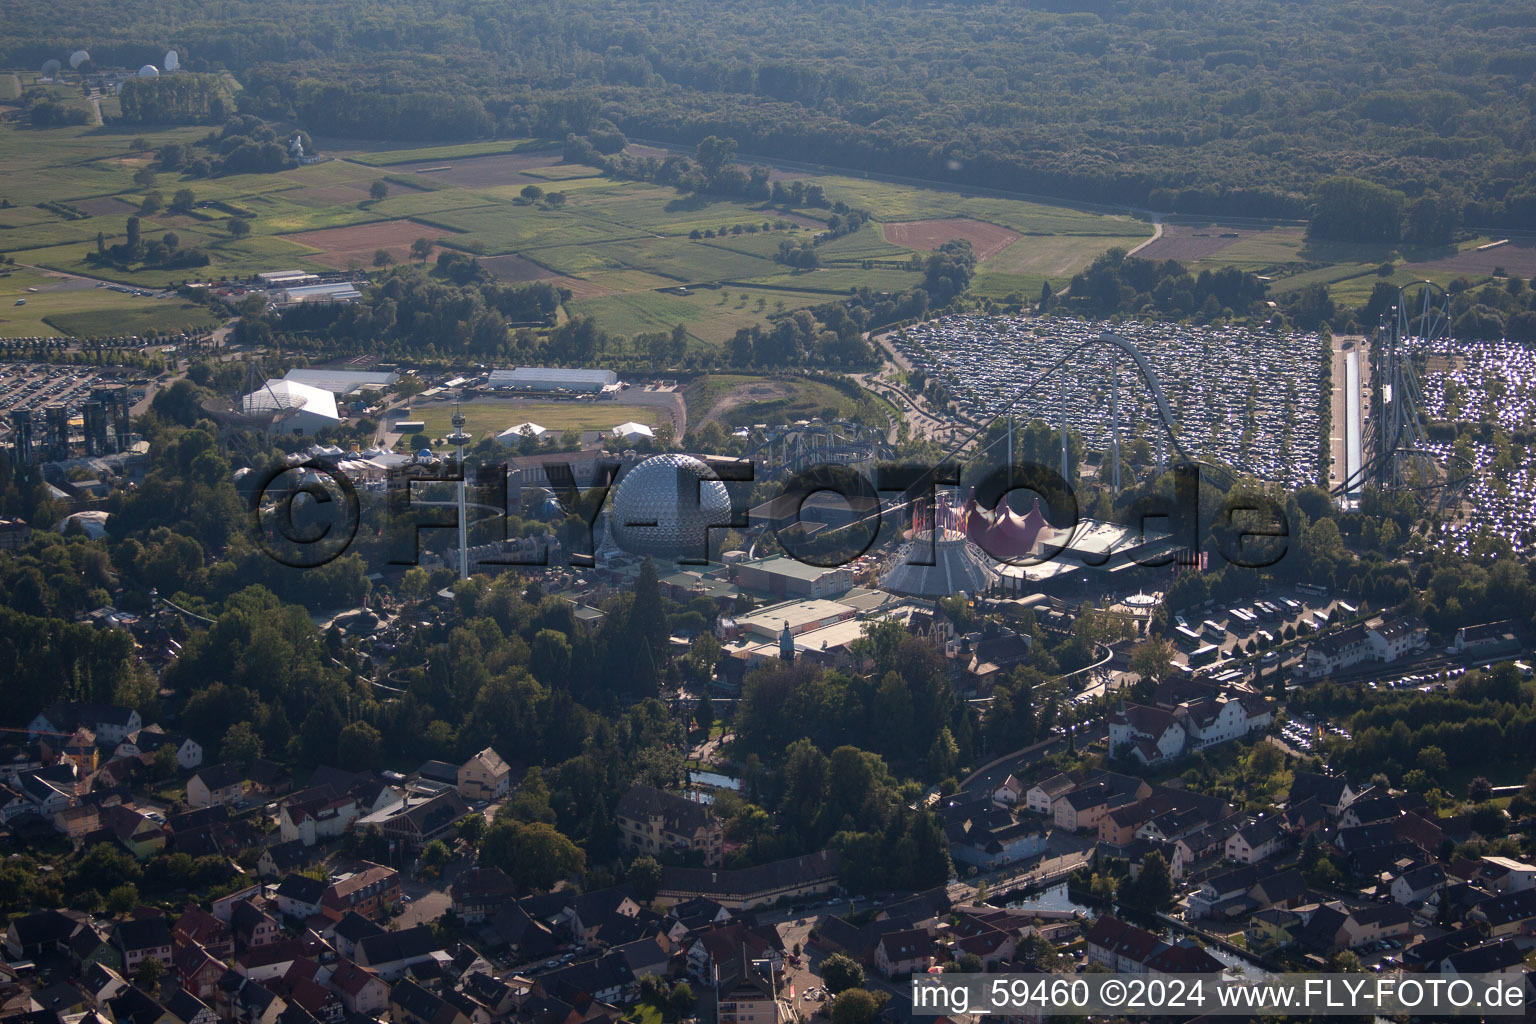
top-left (1126, 215), bottom-right (1164, 256)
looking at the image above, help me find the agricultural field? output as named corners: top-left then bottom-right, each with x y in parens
top-left (567, 285), bottom-right (843, 346)
top-left (408, 398), bottom-right (665, 441)
top-left (881, 218), bottom-right (1020, 260)
top-left (971, 232), bottom-right (1152, 299)
top-left (5, 113), bottom-right (1488, 347)
top-left (283, 218), bottom-right (451, 270)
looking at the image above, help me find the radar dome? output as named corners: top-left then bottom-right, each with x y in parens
top-left (41, 59), bottom-right (61, 77)
top-left (138, 64), bottom-right (159, 78)
top-left (68, 50), bottom-right (90, 69)
top-left (609, 453), bottom-right (731, 561)
top-left (164, 50), bottom-right (179, 71)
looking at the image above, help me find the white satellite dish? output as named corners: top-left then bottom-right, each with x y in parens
top-left (137, 64), bottom-right (159, 78)
top-left (41, 58), bottom-right (61, 78)
top-left (69, 50), bottom-right (90, 69)
top-left (164, 50), bottom-right (179, 71)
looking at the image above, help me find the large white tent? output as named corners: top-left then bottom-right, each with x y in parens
top-left (239, 379), bottom-right (341, 435)
top-left (496, 422), bottom-right (548, 445)
top-left (610, 421), bottom-right (654, 442)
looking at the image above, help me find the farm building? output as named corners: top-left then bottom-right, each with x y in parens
top-left (486, 367), bottom-right (618, 393)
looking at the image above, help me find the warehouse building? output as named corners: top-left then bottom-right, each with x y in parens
top-left (283, 368), bottom-right (400, 397)
top-left (732, 555), bottom-right (853, 598)
top-left (486, 367), bottom-right (619, 394)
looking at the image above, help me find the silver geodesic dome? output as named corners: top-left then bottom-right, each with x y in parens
top-left (608, 453), bottom-right (731, 561)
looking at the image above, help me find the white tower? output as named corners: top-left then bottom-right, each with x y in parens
top-left (448, 403), bottom-right (472, 580)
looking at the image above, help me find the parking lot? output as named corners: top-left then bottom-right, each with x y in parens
top-left (0, 361), bottom-right (122, 415)
top-left (893, 316), bottom-right (1323, 490)
top-left (1278, 710), bottom-right (1351, 755)
top-left (1421, 337), bottom-right (1536, 555)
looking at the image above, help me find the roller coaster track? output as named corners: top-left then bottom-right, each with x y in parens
top-left (1331, 282), bottom-right (1472, 508)
top-left (797, 330), bottom-right (1235, 552)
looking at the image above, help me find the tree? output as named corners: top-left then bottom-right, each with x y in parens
top-left (140, 191), bottom-right (163, 215)
top-left (227, 218), bottom-right (251, 239)
top-left (398, 567), bottom-right (430, 602)
top-left (506, 767), bottom-right (557, 823)
top-left (421, 839), bottom-right (451, 872)
top-left (220, 721), bottom-right (263, 763)
top-left (126, 216), bottom-right (142, 253)
top-left (668, 982), bottom-right (695, 1015)
top-left (830, 989), bottom-right (885, 1024)
top-left (458, 812), bottom-right (486, 848)
top-left (134, 957), bottom-right (165, 993)
top-left (106, 883), bottom-right (139, 915)
top-left (1128, 637), bottom-right (1174, 686)
top-left (694, 694), bottom-right (715, 733)
top-left (520, 184), bottom-right (544, 202)
top-left (820, 953), bottom-right (865, 994)
top-left (628, 856), bottom-right (662, 902)
top-left (1469, 776), bottom-right (1494, 802)
top-left (1308, 176), bottom-right (1405, 243)
top-left (695, 135), bottom-right (738, 182)
top-left (337, 721), bottom-right (382, 769)
top-left (1327, 949), bottom-right (1363, 973)
top-left (481, 818), bottom-right (585, 889)
top-left (170, 188), bottom-right (196, 213)
top-left (410, 237), bottom-right (434, 261)
top-left (373, 248), bottom-right (394, 267)
top-left (152, 743), bottom-right (179, 779)
top-left (370, 180), bottom-right (389, 201)
top-left (1123, 851), bottom-right (1176, 912)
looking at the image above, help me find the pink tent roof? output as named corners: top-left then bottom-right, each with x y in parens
top-left (976, 497), bottom-right (1050, 558)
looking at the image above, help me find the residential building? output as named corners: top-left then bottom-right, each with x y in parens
top-left (354, 925), bottom-right (443, 981)
top-left (28, 704), bottom-right (142, 746)
top-left (450, 868), bottom-right (516, 924)
top-left (1225, 817), bottom-right (1284, 864)
top-left (873, 929), bottom-right (935, 978)
top-left (278, 790), bottom-right (362, 848)
top-left (457, 748), bottom-right (512, 802)
top-left (112, 916), bottom-right (174, 975)
top-left (715, 953), bottom-right (778, 1024)
top-left (272, 876), bottom-right (328, 922)
top-left (187, 764), bottom-right (247, 809)
top-left (1109, 690), bottom-right (1271, 766)
top-left (615, 784), bottom-right (725, 867)
top-left (319, 864), bottom-right (402, 922)
top-left (326, 960), bottom-right (389, 1017)
top-left (390, 981), bottom-right (469, 1024)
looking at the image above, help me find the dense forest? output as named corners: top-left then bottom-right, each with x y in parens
top-left (5, 0), bottom-right (1536, 226)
